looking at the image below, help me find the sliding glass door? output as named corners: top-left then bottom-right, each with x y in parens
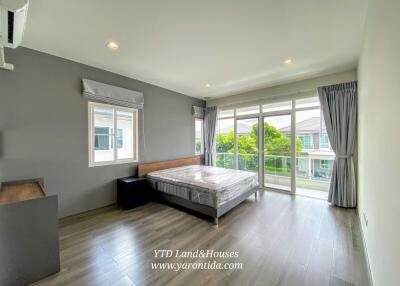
top-left (216, 114), bottom-right (234, 169)
top-left (263, 114), bottom-right (292, 192)
top-left (215, 96), bottom-right (333, 199)
top-left (237, 118), bottom-right (259, 180)
top-left (294, 97), bottom-right (333, 199)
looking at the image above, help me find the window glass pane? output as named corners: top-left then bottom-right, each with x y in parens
top-left (264, 114), bottom-right (292, 191)
top-left (218, 109), bottom-right (234, 118)
top-left (93, 107), bottom-right (114, 162)
top-left (319, 133), bottom-right (330, 149)
top-left (263, 101), bottom-right (292, 113)
top-left (215, 118), bottom-right (234, 169)
top-left (295, 108), bottom-right (333, 198)
top-left (296, 96), bottom-right (320, 109)
top-left (237, 118), bottom-right (258, 180)
top-left (116, 129), bottom-right (123, 149)
top-left (236, 105), bottom-right (259, 116)
top-left (320, 159), bottom-right (331, 169)
top-left (116, 110), bottom-right (135, 160)
top-left (297, 134), bottom-right (313, 149)
top-left (195, 119), bottom-right (203, 154)
top-left (94, 127), bottom-right (110, 150)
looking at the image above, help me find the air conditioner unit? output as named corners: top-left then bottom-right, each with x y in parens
top-left (0, 0), bottom-right (29, 48)
top-left (0, 0), bottom-right (29, 70)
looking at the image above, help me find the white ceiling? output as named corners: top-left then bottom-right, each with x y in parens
top-left (22, 0), bottom-right (367, 99)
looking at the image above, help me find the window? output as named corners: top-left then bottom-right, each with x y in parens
top-left (195, 118), bottom-right (204, 154)
top-left (94, 127), bottom-right (111, 150)
top-left (218, 109), bottom-right (234, 118)
top-left (320, 159), bottom-right (330, 169)
top-left (89, 102), bottom-right (138, 166)
top-left (295, 97), bottom-right (320, 109)
top-left (94, 127), bottom-right (123, 150)
top-left (216, 117), bottom-right (234, 169)
top-left (236, 105), bottom-right (260, 116)
top-left (297, 134), bottom-right (313, 149)
top-left (320, 133), bottom-right (330, 149)
top-left (263, 101), bottom-right (292, 113)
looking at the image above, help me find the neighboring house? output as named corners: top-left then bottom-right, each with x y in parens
top-left (216, 116), bottom-right (334, 182)
top-left (279, 117), bottom-right (334, 181)
top-left (93, 108), bottom-right (134, 162)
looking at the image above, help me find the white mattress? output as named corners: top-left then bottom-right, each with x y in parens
top-left (147, 165), bottom-right (259, 207)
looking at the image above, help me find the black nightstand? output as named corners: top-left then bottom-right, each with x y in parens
top-left (117, 176), bottom-right (150, 209)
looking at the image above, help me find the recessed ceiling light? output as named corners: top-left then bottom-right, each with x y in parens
top-left (284, 58), bottom-right (293, 65)
top-left (107, 41), bottom-right (119, 50)
top-left (205, 83), bottom-right (211, 88)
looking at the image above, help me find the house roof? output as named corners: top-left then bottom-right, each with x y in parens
top-left (218, 116), bottom-right (327, 135)
top-left (218, 121), bottom-right (254, 134)
top-left (279, 117), bottom-right (326, 133)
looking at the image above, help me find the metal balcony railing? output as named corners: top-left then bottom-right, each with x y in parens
top-left (215, 152), bottom-right (333, 182)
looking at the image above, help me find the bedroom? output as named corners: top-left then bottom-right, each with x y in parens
top-left (0, 0), bottom-right (398, 286)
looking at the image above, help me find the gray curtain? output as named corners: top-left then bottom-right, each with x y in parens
top-left (318, 81), bottom-right (357, 208)
top-left (204, 106), bottom-right (217, 166)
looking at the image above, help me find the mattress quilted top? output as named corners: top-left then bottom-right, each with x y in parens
top-left (147, 165), bottom-right (258, 191)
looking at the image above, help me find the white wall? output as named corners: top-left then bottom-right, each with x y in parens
top-left (358, 1), bottom-right (400, 285)
top-left (207, 70), bottom-right (357, 107)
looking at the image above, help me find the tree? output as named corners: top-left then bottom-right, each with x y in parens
top-left (215, 122), bottom-right (303, 172)
top-left (216, 131), bottom-right (234, 153)
top-left (216, 129), bottom-right (259, 154)
top-left (250, 123), bottom-right (303, 156)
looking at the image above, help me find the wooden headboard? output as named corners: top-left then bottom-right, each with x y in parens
top-left (138, 156), bottom-right (201, 177)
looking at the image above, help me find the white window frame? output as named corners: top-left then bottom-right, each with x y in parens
top-left (195, 118), bottom-right (204, 155)
top-left (215, 94), bottom-right (332, 193)
top-left (88, 101), bottom-right (138, 167)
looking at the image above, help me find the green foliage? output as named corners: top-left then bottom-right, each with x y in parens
top-left (250, 123), bottom-right (303, 156)
top-left (216, 131), bottom-right (234, 153)
top-left (216, 122), bottom-right (303, 172)
top-left (195, 139), bottom-right (202, 153)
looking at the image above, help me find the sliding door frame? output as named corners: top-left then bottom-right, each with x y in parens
top-left (262, 106), bottom-right (293, 193)
top-left (291, 100), bottom-right (296, 193)
top-left (233, 105), bottom-right (262, 185)
top-left (217, 97), bottom-right (323, 194)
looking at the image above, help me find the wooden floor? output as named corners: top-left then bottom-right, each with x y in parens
top-left (31, 191), bottom-right (370, 286)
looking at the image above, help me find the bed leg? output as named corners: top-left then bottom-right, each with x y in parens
top-left (255, 191), bottom-right (258, 201)
top-left (214, 217), bottom-right (219, 225)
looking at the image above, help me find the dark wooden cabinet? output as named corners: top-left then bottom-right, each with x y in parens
top-left (117, 177), bottom-right (150, 209)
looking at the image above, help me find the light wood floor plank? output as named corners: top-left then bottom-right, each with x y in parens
top-left (30, 191), bottom-right (370, 286)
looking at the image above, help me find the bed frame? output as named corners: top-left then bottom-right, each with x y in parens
top-left (138, 156), bottom-right (258, 225)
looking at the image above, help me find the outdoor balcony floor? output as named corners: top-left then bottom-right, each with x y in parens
top-left (264, 180), bottom-right (329, 200)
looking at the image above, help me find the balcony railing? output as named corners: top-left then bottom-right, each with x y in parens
top-left (215, 152), bottom-right (235, 169)
top-left (215, 152), bottom-right (333, 182)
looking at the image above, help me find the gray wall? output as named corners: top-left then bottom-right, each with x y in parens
top-left (0, 47), bottom-right (204, 217)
